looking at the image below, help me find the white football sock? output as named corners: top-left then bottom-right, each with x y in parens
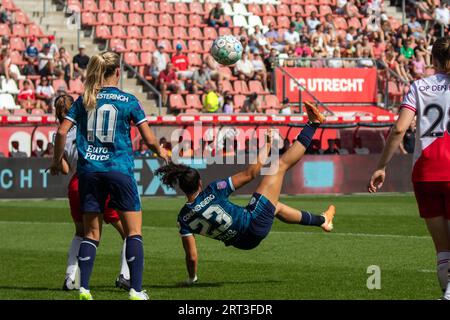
top-left (436, 251), bottom-right (450, 291)
top-left (66, 235), bottom-right (83, 281)
top-left (120, 239), bottom-right (130, 280)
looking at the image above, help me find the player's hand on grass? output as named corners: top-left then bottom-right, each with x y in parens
top-left (368, 169), bottom-right (386, 193)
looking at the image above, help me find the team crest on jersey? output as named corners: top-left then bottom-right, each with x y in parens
top-left (217, 181), bottom-right (227, 190)
top-left (249, 197), bottom-right (256, 205)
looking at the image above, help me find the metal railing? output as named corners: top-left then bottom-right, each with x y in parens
top-left (276, 57), bottom-right (377, 68)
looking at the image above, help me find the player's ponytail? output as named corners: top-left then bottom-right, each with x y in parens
top-left (431, 36), bottom-right (450, 76)
top-left (83, 51), bottom-right (120, 111)
top-left (54, 94), bottom-right (74, 123)
top-left (155, 163), bottom-right (201, 196)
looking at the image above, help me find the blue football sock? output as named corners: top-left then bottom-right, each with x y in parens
top-left (300, 210), bottom-right (325, 227)
top-left (296, 122), bottom-right (319, 148)
top-left (126, 235), bottom-right (144, 292)
top-left (78, 238), bottom-right (99, 290)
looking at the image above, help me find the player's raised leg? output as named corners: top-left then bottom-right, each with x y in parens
top-left (276, 203), bottom-right (336, 232)
top-left (255, 102), bottom-right (325, 206)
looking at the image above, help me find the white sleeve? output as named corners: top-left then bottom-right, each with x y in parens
top-left (400, 82), bottom-right (417, 113)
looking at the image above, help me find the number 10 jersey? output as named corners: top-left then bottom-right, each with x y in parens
top-left (65, 87), bottom-right (147, 177)
top-left (400, 73), bottom-right (450, 182)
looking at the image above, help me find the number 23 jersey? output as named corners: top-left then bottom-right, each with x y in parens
top-left (401, 73), bottom-right (450, 182)
top-left (177, 178), bottom-right (251, 245)
top-left (65, 86), bottom-right (147, 177)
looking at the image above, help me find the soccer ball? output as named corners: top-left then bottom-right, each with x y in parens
top-left (210, 35), bottom-right (243, 66)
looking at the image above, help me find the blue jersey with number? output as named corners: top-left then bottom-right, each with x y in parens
top-left (65, 86), bottom-right (147, 177)
top-left (177, 178), bottom-right (251, 245)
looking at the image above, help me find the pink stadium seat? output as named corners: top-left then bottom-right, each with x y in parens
top-left (81, 12), bottom-right (96, 26)
top-left (97, 12), bottom-right (113, 26)
top-left (143, 13), bottom-right (158, 26)
top-left (247, 4), bottom-right (262, 16)
top-left (277, 16), bottom-right (291, 29)
top-left (95, 25), bottom-right (112, 39)
top-left (305, 5), bottom-right (319, 16)
top-left (203, 27), bottom-right (218, 40)
top-left (262, 16), bottom-right (277, 27)
top-left (83, 0), bottom-right (99, 12)
top-left (98, 0), bottom-right (114, 13)
top-left (128, 13), bottom-right (144, 26)
top-left (189, 2), bottom-right (205, 15)
top-left (262, 4), bottom-right (277, 16)
top-left (218, 27), bottom-right (232, 36)
top-left (69, 78), bottom-right (84, 94)
top-left (277, 4), bottom-right (291, 16)
top-left (129, 0), bottom-right (144, 14)
top-left (52, 79), bottom-right (67, 92)
top-left (265, 108), bottom-right (278, 115)
top-left (111, 25), bottom-right (127, 39)
top-left (12, 24), bottom-right (26, 37)
top-left (14, 10), bottom-right (30, 24)
top-left (0, 109), bottom-right (9, 115)
top-left (347, 17), bottom-right (361, 29)
top-left (333, 16), bottom-right (348, 29)
top-left (319, 5), bottom-right (332, 16)
top-left (0, 24), bottom-right (10, 36)
top-left (127, 26), bottom-right (142, 39)
top-left (9, 37), bottom-right (25, 51)
top-left (140, 51), bottom-right (152, 65)
top-left (141, 39), bottom-right (156, 51)
top-left (126, 38), bottom-right (141, 52)
top-left (159, 2), bottom-right (174, 14)
top-left (112, 12), bottom-right (128, 26)
top-left (174, 2), bottom-right (189, 14)
top-left (249, 81), bottom-right (266, 95)
top-left (174, 14), bottom-right (189, 27)
top-left (124, 52), bottom-right (142, 66)
top-left (170, 94), bottom-right (186, 110)
top-left (144, 2), bottom-right (158, 13)
top-left (204, 2), bottom-right (215, 16)
top-left (142, 26), bottom-right (157, 39)
top-left (114, 0), bottom-right (129, 13)
top-left (218, 66), bottom-right (234, 80)
top-left (158, 26), bottom-right (173, 40)
top-left (319, 0), bottom-right (335, 4)
top-left (290, 4), bottom-right (305, 17)
top-left (233, 81), bottom-right (250, 95)
top-left (159, 14), bottom-right (174, 27)
top-left (203, 40), bottom-right (213, 53)
top-left (157, 39), bottom-right (173, 52)
top-left (173, 27), bottom-right (189, 40)
top-left (188, 53), bottom-right (202, 67)
top-left (233, 95), bottom-right (246, 110)
top-left (189, 15), bottom-right (205, 27)
top-left (188, 27), bottom-right (203, 40)
top-left (186, 94), bottom-right (202, 110)
top-left (188, 40), bottom-right (203, 53)
top-left (265, 95), bottom-right (281, 109)
top-left (220, 80), bottom-right (234, 94)
top-left (110, 38), bottom-right (125, 51)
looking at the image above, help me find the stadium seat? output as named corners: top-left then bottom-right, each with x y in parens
top-left (0, 93), bottom-right (18, 110)
top-left (305, 5), bottom-right (319, 16)
top-left (128, 13), bottom-right (144, 26)
top-left (277, 16), bottom-right (291, 29)
top-left (203, 40), bottom-right (213, 53)
top-left (233, 95), bottom-right (246, 110)
top-left (265, 108), bottom-right (278, 115)
top-left (188, 53), bottom-right (202, 67)
top-left (222, 3), bottom-right (233, 16)
top-left (233, 81), bottom-right (250, 95)
top-left (144, 1), bottom-right (158, 14)
top-left (189, 2), bottom-right (205, 15)
top-left (111, 25), bottom-right (127, 39)
top-left (142, 26), bottom-right (158, 39)
top-left (249, 81), bottom-right (266, 95)
top-left (158, 39), bottom-right (173, 52)
top-left (186, 94), bottom-right (202, 110)
top-left (12, 24), bottom-right (26, 37)
top-left (124, 52), bottom-right (142, 66)
top-left (173, 40), bottom-right (187, 52)
top-left (0, 24), bottom-right (10, 36)
top-left (233, 2), bottom-right (250, 16)
top-left (174, 2), bottom-right (189, 14)
top-left (262, 4), bottom-right (277, 16)
top-left (247, 4), bottom-right (262, 16)
top-left (233, 15), bottom-right (248, 28)
top-left (52, 78), bottom-right (67, 92)
top-left (112, 12), bottom-right (128, 26)
top-left (347, 17), bottom-right (362, 29)
top-left (218, 66), bottom-right (235, 80)
top-left (143, 13), bottom-right (158, 26)
top-left (140, 51), bottom-right (152, 66)
top-left (203, 27), bottom-right (218, 40)
top-left (262, 16), bottom-right (277, 27)
top-left (290, 4), bottom-right (305, 17)
top-left (277, 4), bottom-right (291, 16)
top-left (114, 0), bottom-right (129, 13)
top-left (173, 27), bottom-right (189, 40)
top-left (98, 0), bottom-right (114, 13)
top-left (13, 109), bottom-right (28, 115)
top-left (319, 5), bottom-right (332, 16)
top-left (188, 40), bottom-right (203, 53)
top-left (14, 10), bottom-right (30, 24)
top-left (83, 0), bottom-right (99, 12)
top-left (126, 38), bottom-right (141, 52)
top-left (31, 108), bottom-right (45, 115)
top-left (265, 95), bottom-right (281, 109)
top-left (110, 38), bottom-right (125, 52)
top-left (95, 26), bottom-right (112, 39)
top-left (169, 94), bottom-right (186, 110)
top-left (220, 80), bottom-right (234, 94)
top-left (129, 0), bottom-right (144, 14)
top-left (333, 17), bottom-right (348, 29)
top-left (0, 109), bottom-right (9, 115)
top-left (9, 37), bottom-right (25, 51)
top-left (127, 26), bottom-right (143, 39)
top-left (69, 78), bottom-right (84, 94)
top-left (141, 39), bottom-right (156, 51)
top-left (188, 27), bottom-right (204, 40)
top-left (81, 12), bottom-right (96, 26)
top-left (174, 14), bottom-right (189, 27)
top-left (96, 12), bottom-right (113, 26)
top-left (189, 15), bottom-right (205, 27)
top-left (248, 15), bottom-right (263, 29)
top-left (185, 108), bottom-right (199, 114)
top-left (158, 26), bottom-right (173, 40)
top-left (159, 14), bottom-right (174, 27)
top-left (218, 27), bottom-right (232, 36)
top-left (159, 2), bottom-right (174, 14)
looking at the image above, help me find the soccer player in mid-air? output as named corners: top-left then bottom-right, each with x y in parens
top-left (156, 102), bottom-right (335, 285)
top-left (368, 36), bottom-right (450, 299)
top-left (50, 51), bottom-right (168, 300)
top-left (54, 94), bottom-right (131, 292)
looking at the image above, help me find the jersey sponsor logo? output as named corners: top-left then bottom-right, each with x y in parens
top-left (96, 92), bottom-right (130, 102)
top-left (418, 84), bottom-right (450, 92)
top-left (216, 181), bottom-right (227, 190)
top-left (193, 194), bottom-right (216, 212)
top-left (84, 145), bottom-right (110, 161)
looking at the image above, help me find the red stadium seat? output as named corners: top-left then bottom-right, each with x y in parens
top-left (95, 25), bottom-right (112, 39)
top-left (188, 40), bottom-right (203, 53)
top-left (0, 109), bottom-right (9, 115)
top-left (188, 53), bottom-right (202, 67)
top-left (170, 94), bottom-right (186, 110)
top-left (203, 40), bottom-right (213, 53)
top-left (69, 78), bottom-right (84, 94)
top-left (233, 95), bottom-right (246, 110)
top-left (143, 13), bottom-right (158, 26)
top-left (31, 109), bottom-right (45, 115)
top-left (249, 81), bottom-right (266, 95)
top-left (189, 2), bottom-right (205, 15)
top-left (305, 5), bottom-right (319, 16)
top-left (141, 39), bottom-right (156, 52)
top-left (158, 26), bottom-right (173, 40)
top-left (52, 78), bottom-right (68, 92)
top-left (112, 12), bottom-right (128, 26)
top-left (128, 13), bottom-right (144, 26)
top-left (142, 26), bottom-right (157, 39)
top-left (219, 27), bottom-right (232, 36)
top-left (140, 51), bottom-right (152, 65)
top-left (347, 17), bottom-right (361, 29)
top-left (13, 109), bottom-right (28, 116)
top-left (189, 15), bottom-right (205, 27)
top-left (277, 16), bottom-right (291, 29)
top-left (81, 12), bottom-right (96, 26)
top-left (9, 37), bottom-right (25, 51)
top-left (319, 0), bottom-right (335, 4)
top-left (159, 2), bottom-right (174, 14)
top-left (98, 0), bottom-right (114, 13)
top-left (185, 108), bottom-right (199, 114)
top-left (204, 2), bottom-right (215, 16)
top-left (124, 52), bottom-right (142, 66)
top-left (174, 2), bottom-right (189, 14)
top-left (144, 1), bottom-right (158, 13)
top-left (220, 80), bottom-right (234, 94)
top-left (188, 27), bottom-right (203, 40)
top-left (247, 4), bottom-right (262, 15)
top-left (83, 0), bottom-right (99, 12)
top-left (173, 27), bottom-right (189, 40)
top-left (186, 94), bottom-right (202, 110)
top-left (126, 38), bottom-right (141, 52)
top-left (159, 14), bottom-right (174, 27)
top-left (262, 16), bottom-right (277, 27)
top-left (129, 0), bottom-right (144, 14)
top-left (277, 4), bottom-right (291, 16)
top-left (173, 14), bottom-right (189, 27)
top-left (265, 95), bottom-right (281, 109)
top-left (127, 26), bottom-right (142, 39)
top-left (333, 17), bottom-right (348, 30)
top-left (218, 66), bottom-right (235, 80)
top-left (111, 25), bottom-right (127, 39)
top-left (0, 24), bottom-right (10, 37)
top-left (114, 0), bottom-right (129, 13)
top-left (265, 108), bottom-right (278, 115)
top-left (290, 4), bottom-right (305, 17)
top-left (203, 27), bottom-right (218, 40)
top-left (109, 38), bottom-right (125, 52)
top-left (14, 10), bottom-right (30, 24)
top-left (262, 4), bottom-right (277, 16)
top-left (233, 81), bottom-right (250, 95)
top-left (97, 12), bottom-right (113, 26)
top-left (157, 39), bottom-right (173, 52)
top-left (12, 24), bottom-right (26, 37)
top-left (319, 5), bottom-right (332, 16)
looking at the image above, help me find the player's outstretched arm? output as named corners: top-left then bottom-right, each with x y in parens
top-left (231, 129), bottom-right (273, 190)
top-left (368, 108), bottom-right (415, 193)
top-left (137, 122), bottom-right (169, 163)
top-left (50, 119), bottom-right (74, 175)
top-left (181, 235), bottom-right (198, 286)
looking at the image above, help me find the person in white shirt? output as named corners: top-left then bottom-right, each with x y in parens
top-left (283, 22), bottom-right (300, 50)
top-left (235, 53), bottom-right (255, 81)
top-left (38, 44), bottom-right (54, 77)
top-left (306, 11), bottom-right (321, 33)
top-left (434, 3), bottom-right (449, 27)
top-left (328, 49), bottom-right (344, 68)
top-left (151, 44), bottom-right (168, 79)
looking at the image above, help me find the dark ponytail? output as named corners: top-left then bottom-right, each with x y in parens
top-left (155, 163), bottom-right (201, 196)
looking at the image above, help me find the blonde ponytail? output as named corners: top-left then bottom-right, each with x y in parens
top-left (83, 51), bottom-right (120, 111)
top-left (431, 36), bottom-right (450, 76)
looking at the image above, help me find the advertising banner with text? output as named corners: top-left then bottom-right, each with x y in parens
top-left (276, 67), bottom-right (378, 103)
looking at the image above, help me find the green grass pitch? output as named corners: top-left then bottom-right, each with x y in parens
top-left (0, 194), bottom-right (440, 300)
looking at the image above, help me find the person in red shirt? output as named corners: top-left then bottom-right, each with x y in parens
top-left (17, 80), bottom-right (36, 112)
top-left (158, 63), bottom-right (181, 107)
top-left (171, 44), bottom-right (193, 79)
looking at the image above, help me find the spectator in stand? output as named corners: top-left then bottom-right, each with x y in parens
top-left (0, 49), bottom-right (21, 81)
top-left (412, 53), bottom-right (426, 78)
top-left (372, 38), bottom-right (386, 59)
top-left (1, 36), bottom-right (9, 51)
top-left (151, 44), bottom-right (168, 79)
top-left (400, 38), bottom-right (415, 60)
top-left (133, 139), bottom-right (152, 157)
top-left (397, 24), bottom-right (411, 42)
top-left (415, 38), bottom-right (432, 66)
top-left (38, 43), bottom-right (55, 77)
top-left (158, 63), bottom-right (181, 107)
top-left (251, 53), bottom-right (268, 91)
top-left (47, 35), bottom-right (59, 59)
top-left (310, 51), bottom-right (325, 68)
top-left (31, 140), bottom-right (46, 157)
top-left (35, 76), bottom-right (55, 112)
top-left (353, 137), bottom-right (370, 155)
top-left (56, 46), bottom-right (73, 83)
top-left (328, 49), bottom-right (344, 68)
top-left (22, 57), bottom-right (38, 76)
top-left (345, 26), bottom-right (358, 48)
top-left (241, 92), bottom-right (262, 113)
top-left (172, 44), bottom-right (192, 80)
top-left (434, 2), bottom-right (449, 30)
top-left (189, 63), bottom-right (214, 93)
top-left (357, 48), bottom-right (375, 68)
top-left (222, 92), bottom-right (234, 114)
top-left (73, 44), bottom-right (90, 81)
top-left (264, 23), bottom-right (284, 52)
top-left (294, 38), bottom-right (312, 57)
top-left (204, 54), bottom-right (230, 83)
top-left (325, 39), bottom-right (340, 58)
top-left (208, 2), bottom-right (229, 29)
top-left (17, 80), bottom-right (36, 112)
top-left (323, 14), bottom-right (336, 32)
top-left (9, 141), bottom-right (27, 158)
top-left (240, 36), bottom-right (251, 55)
top-left (280, 98), bottom-right (291, 115)
top-left (24, 37), bottom-right (39, 62)
top-left (0, 3), bottom-right (12, 25)
top-left (345, 0), bottom-right (362, 18)
top-left (357, 35), bottom-right (375, 58)
top-left (336, 0), bottom-right (348, 15)
top-left (323, 139), bottom-right (340, 155)
top-left (311, 25), bottom-right (328, 49)
top-left (249, 25), bottom-right (270, 55)
top-left (283, 22), bottom-right (301, 51)
top-left (203, 83), bottom-right (220, 113)
top-left (311, 38), bottom-right (326, 58)
top-left (235, 53), bottom-right (255, 81)
top-left (42, 142), bottom-right (54, 158)
top-left (293, 12), bottom-right (305, 33)
top-left (306, 11), bottom-right (321, 33)
top-left (408, 14), bottom-right (423, 39)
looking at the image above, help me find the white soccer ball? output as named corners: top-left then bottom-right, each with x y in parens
top-left (210, 35), bottom-right (243, 66)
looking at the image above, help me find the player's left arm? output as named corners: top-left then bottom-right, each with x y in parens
top-left (231, 129), bottom-right (272, 190)
top-left (181, 235), bottom-right (198, 285)
top-left (50, 119), bottom-right (74, 175)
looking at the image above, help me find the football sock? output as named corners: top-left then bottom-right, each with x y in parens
top-left (78, 238), bottom-right (99, 290)
top-left (66, 235), bottom-right (83, 281)
top-left (299, 210), bottom-right (325, 227)
top-left (297, 122), bottom-right (319, 149)
top-left (436, 252), bottom-right (450, 291)
top-left (120, 239), bottom-right (130, 280)
top-left (126, 235), bottom-right (144, 292)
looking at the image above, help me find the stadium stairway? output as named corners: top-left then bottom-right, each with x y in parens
top-left (13, 0), bottom-right (163, 115)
